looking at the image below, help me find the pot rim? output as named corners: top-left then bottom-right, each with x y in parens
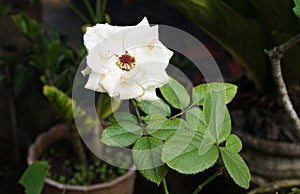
top-left (27, 124), bottom-right (136, 191)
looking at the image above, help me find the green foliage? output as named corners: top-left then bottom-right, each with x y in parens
top-left (165, 0), bottom-right (300, 90)
top-left (12, 13), bottom-right (77, 92)
top-left (146, 118), bottom-right (180, 141)
top-left (160, 78), bottom-right (190, 109)
top-left (101, 122), bottom-right (143, 147)
top-left (137, 99), bottom-right (171, 117)
top-left (294, 0), bottom-right (300, 20)
top-left (100, 81), bottom-right (250, 189)
top-left (63, 0), bottom-right (110, 26)
top-left (220, 147), bottom-right (250, 189)
top-left (218, 134), bottom-right (250, 189)
top-left (192, 82), bottom-right (237, 105)
top-left (97, 93), bottom-right (122, 120)
top-left (162, 123), bottom-right (219, 174)
top-left (109, 112), bottom-right (138, 123)
top-left (132, 137), bottom-right (169, 185)
top-left (43, 85), bottom-right (73, 121)
top-left (19, 161), bottom-right (49, 194)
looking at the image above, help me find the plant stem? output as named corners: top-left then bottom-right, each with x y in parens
top-left (83, 0), bottom-right (96, 23)
top-left (131, 99), bottom-right (148, 135)
top-left (192, 167), bottom-right (224, 194)
top-left (70, 124), bottom-right (88, 169)
top-left (95, 0), bottom-right (101, 22)
top-left (62, 0), bottom-right (91, 24)
top-left (101, 0), bottom-right (108, 22)
top-left (170, 103), bottom-right (196, 119)
top-left (131, 99), bottom-right (141, 120)
top-left (267, 34), bottom-right (300, 140)
top-left (4, 65), bottom-right (19, 167)
top-left (163, 178), bottom-right (170, 194)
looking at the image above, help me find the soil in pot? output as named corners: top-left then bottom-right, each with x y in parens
top-left (28, 124), bottom-right (136, 194)
top-left (40, 137), bottom-right (132, 186)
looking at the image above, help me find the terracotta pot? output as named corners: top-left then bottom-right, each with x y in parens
top-left (237, 131), bottom-right (300, 186)
top-left (28, 124), bottom-right (136, 194)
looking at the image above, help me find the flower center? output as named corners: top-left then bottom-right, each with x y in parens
top-left (116, 53), bottom-right (136, 71)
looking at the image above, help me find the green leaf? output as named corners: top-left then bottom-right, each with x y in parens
top-left (203, 93), bottom-right (231, 144)
top-left (146, 118), bottom-right (180, 140)
top-left (19, 161), bottom-right (49, 194)
top-left (43, 85), bottom-right (73, 121)
top-left (197, 94), bottom-right (231, 156)
top-left (160, 78), bottom-right (190, 109)
top-left (109, 112), bottom-right (138, 123)
top-left (100, 122), bottom-right (142, 147)
top-left (226, 134), bottom-right (242, 153)
top-left (186, 107), bottom-right (207, 129)
top-left (138, 99), bottom-right (171, 117)
top-left (97, 94), bottom-right (121, 120)
top-left (192, 83), bottom-right (237, 105)
top-left (220, 147), bottom-right (251, 189)
top-left (12, 13), bottom-right (42, 42)
top-left (294, 0), bottom-right (300, 20)
top-left (162, 121), bottom-right (218, 174)
top-left (133, 137), bottom-right (169, 185)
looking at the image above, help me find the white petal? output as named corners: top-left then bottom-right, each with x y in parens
top-left (81, 66), bottom-right (92, 76)
top-left (124, 25), bottom-right (158, 51)
top-left (116, 83), bottom-right (144, 100)
top-left (99, 67), bottom-right (123, 97)
top-left (86, 46), bottom-right (118, 73)
top-left (136, 88), bottom-right (159, 101)
top-left (138, 73), bottom-right (171, 89)
top-left (84, 23), bottom-right (119, 51)
top-left (84, 71), bottom-right (106, 92)
top-left (99, 65), bottom-right (145, 99)
top-left (137, 17), bottom-right (150, 27)
top-left (132, 44), bottom-right (173, 71)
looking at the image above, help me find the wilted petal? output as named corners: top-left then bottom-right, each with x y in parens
top-left (136, 88), bottom-right (159, 101)
top-left (84, 71), bottom-right (106, 92)
top-left (115, 83), bottom-right (144, 100)
top-left (132, 44), bottom-right (173, 71)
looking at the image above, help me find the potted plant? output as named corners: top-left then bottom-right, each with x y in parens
top-left (76, 15), bottom-right (251, 194)
top-left (13, 13), bottom-right (135, 194)
top-left (164, 0), bottom-right (300, 187)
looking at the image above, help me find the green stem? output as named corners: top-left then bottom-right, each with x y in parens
top-left (101, 0), bottom-right (108, 21)
top-left (62, 0), bottom-right (91, 24)
top-left (163, 178), bottom-right (170, 194)
top-left (83, 0), bottom-right (96, 23)
top-left (192, 167), bottom-right (224, 194)
top-left (131, 99), bottom-right (141, 120)
top-left (169, 103), bottom-right (197, 120)
top-left (70, 124), bottom-right (88, 170)
top-left (131, 99), bottom-right (149, 135)
top-left (95, 0), bottom-right (101, 22)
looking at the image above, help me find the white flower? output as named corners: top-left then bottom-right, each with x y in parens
top-left (82, 17), bottom-right (173, 101)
